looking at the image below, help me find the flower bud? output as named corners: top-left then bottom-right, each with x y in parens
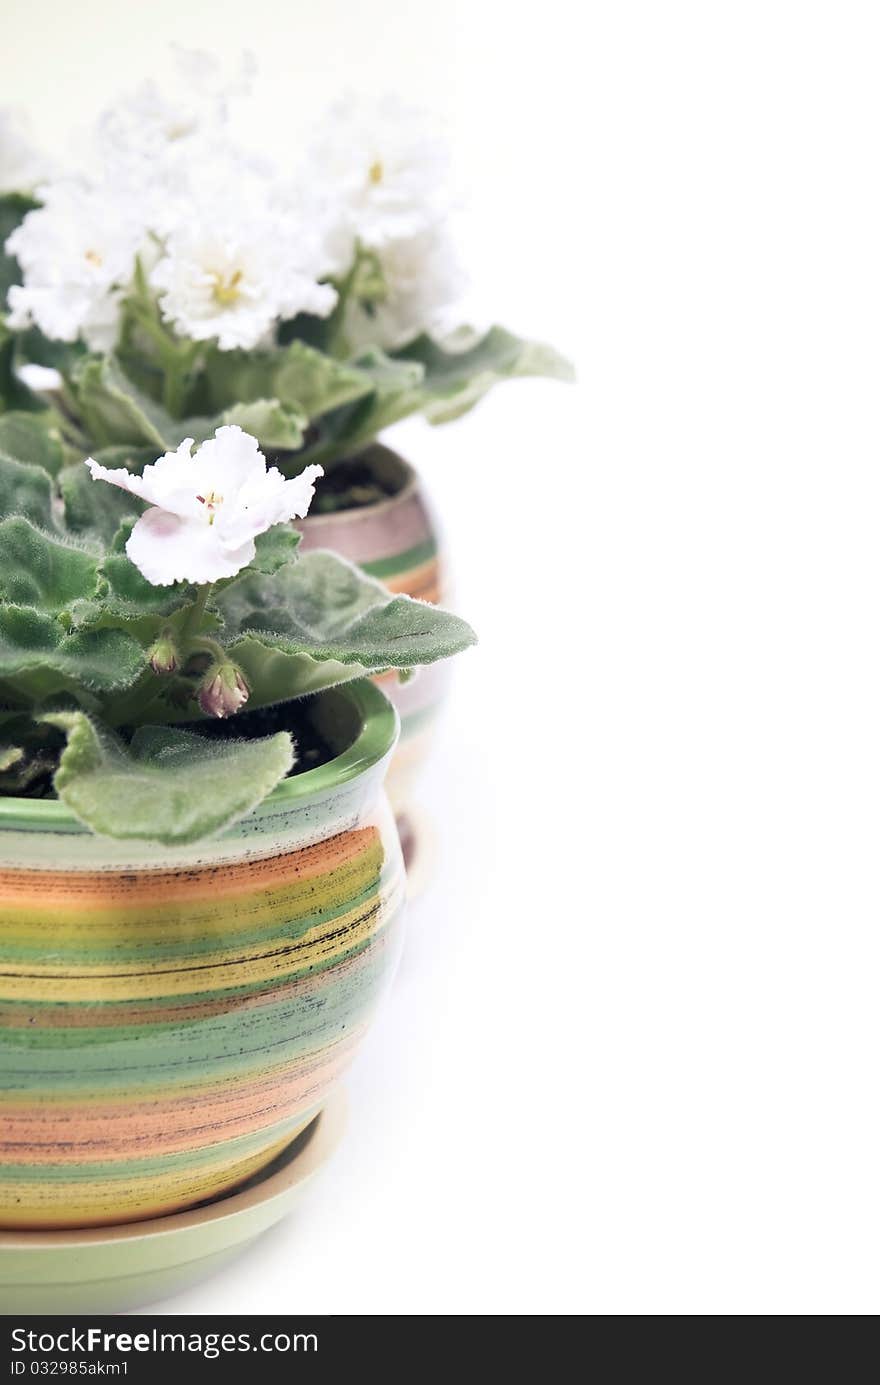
top-left (148, 632), bottom-right (179, 675)
top-left (198, 662), bottom-right (250, 719)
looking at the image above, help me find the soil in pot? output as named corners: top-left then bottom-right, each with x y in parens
top-left (306, 456), bottom-right (401, 513)
top-left (192, 695), bottom-right (338, 778)
top-left (0, 698), bottom-right (340, 800)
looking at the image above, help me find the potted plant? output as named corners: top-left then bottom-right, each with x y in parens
top-left (0, 64), bottom-right (572, 812)
top-left (0, 417), bottom-right (474, 1233)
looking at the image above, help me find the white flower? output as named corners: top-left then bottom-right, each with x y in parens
top-left (91, 50), bottom-right (260, 240)
top-left (95, 47), bottom-right (253, 173)
top-left (300, 94), bottom-right (452, 272)
top-left (344, 225), bottom-right (466, 351)
top-left (0, 108), bottom-right (51, 194)
top-left (6, 180), bottom-right (142, 349)
top-left (85, 425), bottom-right (323, 586)
top-left (151, 211), bottom-right (336, 350)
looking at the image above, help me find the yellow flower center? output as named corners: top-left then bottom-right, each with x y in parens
top-left (211, 269), bottom-right (244, 307)
top-left (84, 249), bottom-right (103, 268)
top-left (166, 119), bottom-right (196, 142)
top-left (196, 490), bottom-right (224, 525)
top-left (368, 159), bottom-right (384, 185)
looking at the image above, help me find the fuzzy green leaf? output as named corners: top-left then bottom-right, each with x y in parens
top-left (395, 326), bottom-right (575, 424)
top-left (215, 549), bottom-right (476, 708)
top-left (0, 606), bottom-right (144, 704)
top-left (59, 456), bottom-right (148, 543)
top-left (45, 712), bottom-right (294, 845)
top-left (71, 355), bottom-right (175, 449)
top-left (0, 450), bottom-right (55, 526)
top-left (0, 517), bottom-right (100, 611)
top-left (273, 344), bottom-right (377, 417)
top-left (248, 525), bottom-right (302, 575)
top-left (295, 350), bottom-right (424, 463)
top-left (219, 398), bottom-right (307, 449)
top-left (195, 340), bottom-right (376, 418)
top-left (67, 543), bottom-right (202, 650)
top-left (0, 412), bottom-right (65, 475)
top-left (286, 329), bottom-right (572, 466)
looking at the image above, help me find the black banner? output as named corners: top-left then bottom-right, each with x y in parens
top-left (0, 1316), bottom-right (570, 1379)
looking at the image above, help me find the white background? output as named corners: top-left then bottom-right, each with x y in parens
top-left (9, 1), bottom-right (880, 1314)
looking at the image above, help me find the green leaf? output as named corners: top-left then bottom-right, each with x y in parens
top-left (99, 549), bottom-right (172, 609)
top-left (277, 328), bottom-right (573, 466)
top-left (59, 456), bottom-right (147, 543)
top-left (187, 328), bottom-right (572, 468)
top-left (0, 517), bottom-right (100, 611)
top-left (0, 193), bottom-right (39, 300)
top-left (248, 526), bottom-right (302, 575)
top-left (290, 350), bottom-right (425, 466)
top-left (215, 549), bottom-right (476, 709)
top-left (0, 449), bottom-right (55, 526)
top-left (70, 355), bottom-right (175, 449)
top-left (395, 326), bottom-right (576, 424)
top-left (66, 545), bottom-right (198, 651)
top-left (0, 412), bottom-right (65, 475)
top-left (70, 545), bottom-right (219, 655)
top-left (195, 340), bottom-right (376, 418)
top-left (0, 606), bottom-right (144, 705)
top-left (219, 398), bottom-right (307, 450)
top-left (273, 343), bottom-right (377, 417)
top-left (44, 712), bottom-right (294, 845)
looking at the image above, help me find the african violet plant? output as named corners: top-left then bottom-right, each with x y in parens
top-left (0, 421), bottom-right (475, 843)
top-left (0, 59), bottom-right (572, 510)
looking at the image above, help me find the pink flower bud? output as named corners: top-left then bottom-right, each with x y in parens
top-left (198, 663), bottom-right (250, 719)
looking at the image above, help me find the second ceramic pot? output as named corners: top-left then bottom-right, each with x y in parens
top-left (296, 445), bottom-right (451, 817)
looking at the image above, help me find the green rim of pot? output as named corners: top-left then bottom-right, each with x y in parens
top-left (0, 678), bottom-right (400, 833)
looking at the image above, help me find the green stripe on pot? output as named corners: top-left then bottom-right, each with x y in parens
top-left (360, 536), bottom-right (438, 579)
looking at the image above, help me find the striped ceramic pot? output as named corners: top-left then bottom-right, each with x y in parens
top-left (296, 445), bottom-right (451, 817)
top-left (0, 681), bottom-right (405, 1230)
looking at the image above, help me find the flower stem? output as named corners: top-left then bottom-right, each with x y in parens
top-left (323, 253), bottom-right (363, 359)
top-left (107, 585), bottom-right (218, 727)
top-left (189, 635), bottom-right (227, 663)
top-left (102, 668), bottom-right (166, 728)
top-left (181, 583), bottom-right (214, 648)
top-left (124, 295), bottom-right (197, 417)
top-left (162, 359), bottom-right (188, 416)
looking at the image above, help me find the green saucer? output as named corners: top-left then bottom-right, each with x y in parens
top-left (0, 1097), bottom-right (345, 1315)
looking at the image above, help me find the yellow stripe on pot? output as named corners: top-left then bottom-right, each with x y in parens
top-left (0, 1128), bottom-right (305, 1230)
top-left (0, 886), bottom-right (401, 1003)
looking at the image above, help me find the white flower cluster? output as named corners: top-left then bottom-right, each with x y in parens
top-left (2, 55), bottom-right (464, 355)
top-left (298, 94), bottom-right (465, 350)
